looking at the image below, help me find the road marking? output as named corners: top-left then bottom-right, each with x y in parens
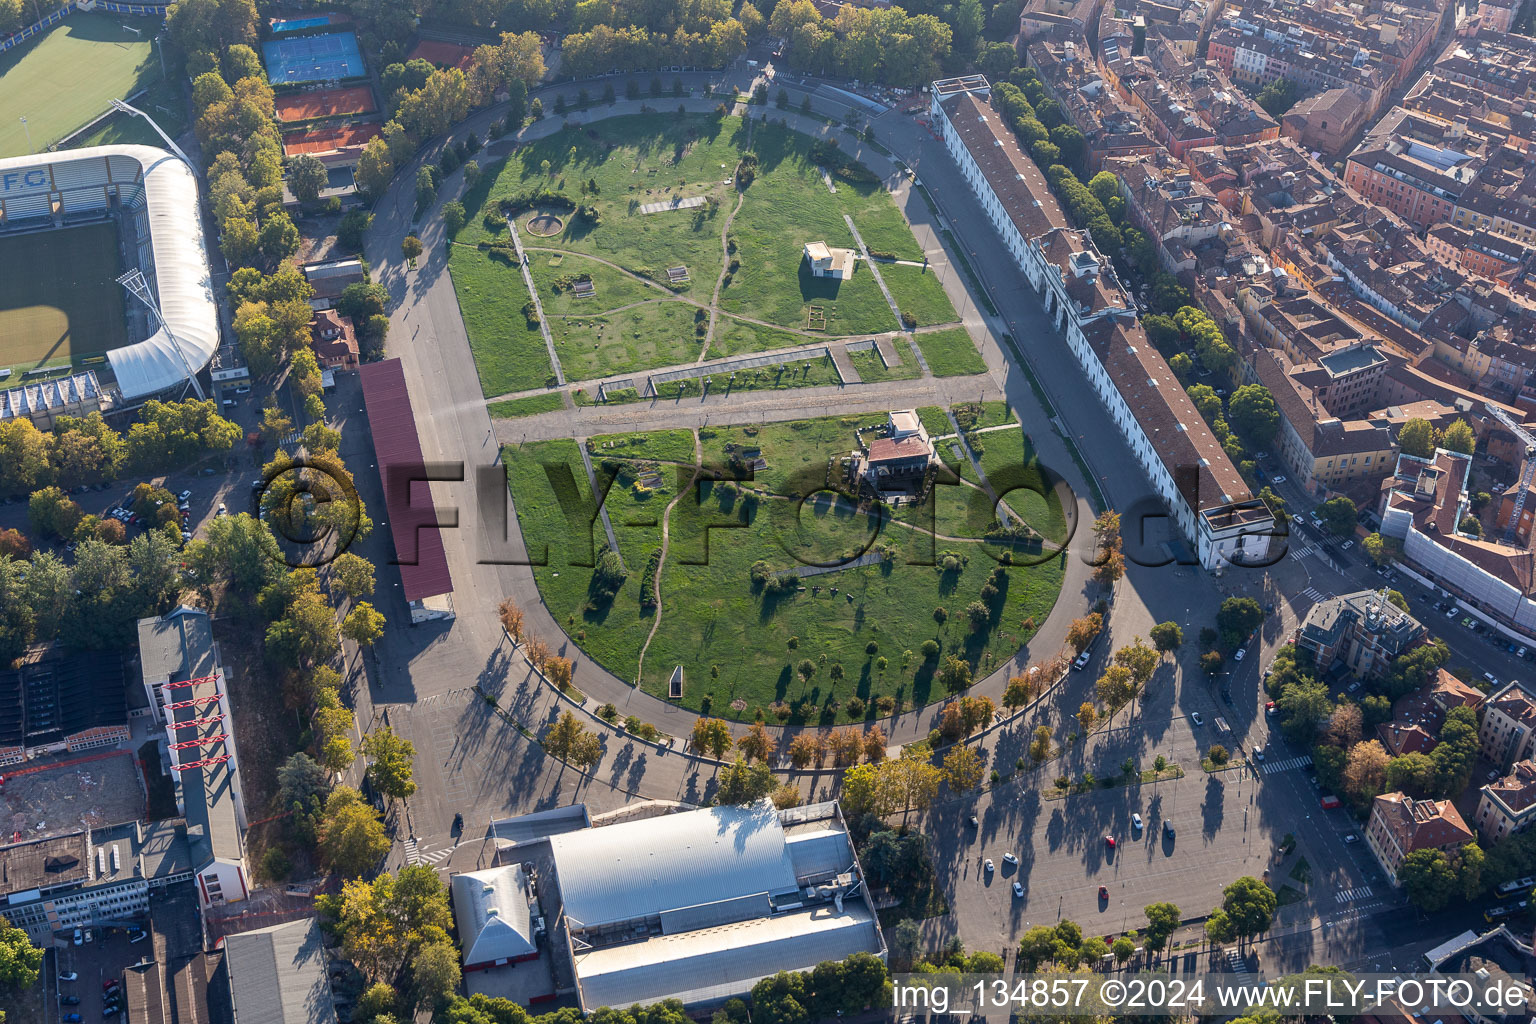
top-left (1289, 545), bottom-right (1316, 562)
top-left (1335, 886), bottom-right (1374, 904)
top-left (1226, 951), bottom-right (1251, 974)
top-left (402, 837), bottom-right (418, 864)
top-left (1301, 586), bottom-right (1325, 601)
top-left (1262, 755), bottom-right (1314, 775)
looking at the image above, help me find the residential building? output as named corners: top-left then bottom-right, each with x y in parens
top-left (803, 242), bottom-right (855, 279)
top-left (851, 410), bottom-right (935, 492)
top-left (1343, 107), bottom-right (1489, 231)
top-left (1425, 925), bottom-right (1536, 1024)
top-left (300, 257), bottom-right (367, 309)
top-left (1365, 792), bottom-right (1474, 886)
top-left (1480, 681), bottom-right (1536, 769)
top-left (931, 75), bottom-right (1276, 569)
top-left (138, 606), bottom-right (249, 909)
top-left (1474, 760), bottom-right (1536, 842)
top-left (1376, 668), bottom-right (1484, 756)
top-left (308, 309), bottom-right (360, 370)
top-left (1281, 86), bottom-right (1376, 160)
top-left (1293, 588), bottom-right (1425, 677)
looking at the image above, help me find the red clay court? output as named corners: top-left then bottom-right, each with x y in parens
top-left (274, 85), bottom-right (377, 123)
top-left (282, 120), bottom-right (382, 156)
top-left (407, 39), bottom-right (476, 69)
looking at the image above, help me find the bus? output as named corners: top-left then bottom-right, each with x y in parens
top-left (1495, 875), bottom-right (1536, 898)
top-left (1485, 901), bottom-right (1529, 922)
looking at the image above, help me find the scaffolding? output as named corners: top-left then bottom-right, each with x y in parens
top-left (170, 754), bottom-right (231, 772)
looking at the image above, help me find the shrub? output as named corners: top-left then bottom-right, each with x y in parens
top-left (597, 703), bottom-right (618, 721)
top-left (1208, 744), bottom-right (1229, 766)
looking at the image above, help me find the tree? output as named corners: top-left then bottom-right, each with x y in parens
top-left (1216, 597), bottom-right (1264, 648)
top-left (277, 752), bottom-right (330, 822)
top-left (1095, 664), bottom-right (1136, 707)
top-left (1150, 621), bottom-right (1183, 655)
top-left (1077, 702), bottom-right (1097, 733)
top-left (1255, 77), bottom-right (1299, 117)
top-left (1003, 673), bottom-right (1037, 712)
top-left (1398, 418), bottom-right (1437, 458)
top-left (1114, 637), bottom-right (1158, 688)
top-left (410, 936), bottom-right (461, 1011)
top-left (362, 725), bottom-right (417, 801)
top-left (402, 235), bottom-right (423, 265)
top-left (1187, 384), bottom-right (1222, 423)
top-left (0, 418), bottom-right (53, 495)
top-left (442, 199), bottom-right (467, 235)
top-left (498, 598), bottom-right (525, 645)
top-left (287, 154), bottom-right (328, 204)
top-left (0, 913), bottom-right (43, 992)
top-left (1441, 419), bottom-right (1475, 456)
top-left (1112, 935), bottom-right (1136, 964)
top-left (1361, 532), bottom-right (1401, 567)
top-left (318, 866), bottom-right (452, 983)
top-left (1066, 613), bottom-right (1103, 653)
top-left (1142, 901), bottom-right (1181, 953)
top-left (331, 552), bottom-right (376, 600)
top-left (938, 656), bottom-right (972, 692)
top-left (737, 723), bottom-right (773, 763)
top-left (716, 757), bottom-right (776, 804)
top-left (1029, 724), bottom-right (1052, 762)
top-left (1317, 496), bottom-right (1358, 537)
top-left (1341, 740), bottom-right (1389, 804)
top-left (692, 718), bottom-right (733, 759)
top-left (942, 744), bottom-right (985, 793)
top-left (342, 603), bottom-right (386, 645)
top-left (1219, 876), bottom-right (1277, 944)
top-left (28, 486), bottom-right (81, 540)
top-left (1219, 383), bottom-right (1276, 444)
top-left (544, 711), bottom-right (602, 769)
top-left (1399, 848), bottom-right (1458, 912)
top-left (317, 787), bottom-right (390, 876)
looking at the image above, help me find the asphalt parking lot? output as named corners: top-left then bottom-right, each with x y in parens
top-left (55, 925), bottom-right (146, 1021)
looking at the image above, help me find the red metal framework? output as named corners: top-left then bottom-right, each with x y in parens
top-left (164, 694), bottom-right (222, 712)
top-left (164, 672), bottom-right (220, 691)
top-left (171, 754), bottom-right (231, 772)
top-left (169, 733), bottom-right (227, 751)
top-left (171, 714), bottom-right (225, 730)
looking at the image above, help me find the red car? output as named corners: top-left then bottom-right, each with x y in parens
top-left (1104, 835), bottom-right (1115, 848)
top-left (1098, 885), bottom-right (1109, 899)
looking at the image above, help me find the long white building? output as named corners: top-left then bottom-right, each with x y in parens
top-left (930, 76), bottom-right (1275, 568)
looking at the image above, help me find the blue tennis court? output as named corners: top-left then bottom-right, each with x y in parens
top-left (262, 31), bottom-right (364, 84)
top-left (270, 15), bottom-right (332, 33)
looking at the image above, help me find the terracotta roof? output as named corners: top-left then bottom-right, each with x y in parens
top-left (358, 359), bottom-right (453, 604)
top-left (939, 91), bottom-right (1069, 241)
top-left (1377, 721), bottom-right (1437, 756)
top-left (1483, 760), bottom-right (1536, 817)
top-left (1372, 792), bottom-right (1474, 854)
top-left (867, 435), bottom-right (932, 463)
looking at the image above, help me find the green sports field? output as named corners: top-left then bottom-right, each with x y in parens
top-left (0, 13), bottom-right (157, 157)
top-left (0, 224), bottom-right (127, 371)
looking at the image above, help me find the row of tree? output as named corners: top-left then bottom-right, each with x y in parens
top-left (0, 399), bottom-right (240, 497)
top-left (767, 0), bottom-right (954, 88)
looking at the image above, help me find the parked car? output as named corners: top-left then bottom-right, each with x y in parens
top-left (1098, 885), bottom-right (1109, 899)
top-left (1013, 881), bottom-right (1025, 897)
top-left (59, 972), bottom-right (77, 982)
top-left (1343, 833), bottom-right (1360, 844)
top-left (984, 859), bottom-right (994, 873)
top-left (1002, 852), bottom-right (1018, 866)
top-left (1253, 747), bottom-right (1264, 761)
top-left (72, 928), bottom-right (82, 946)
top-left (1234, 647), bottom-right (1246, 661)
top-left (63, 1014), bottom-right (82, 1023)
top-left (1104, 835), bottom-right (1116, 848)
top-left (1164, 820), bottom-right (1175, 837)
top-left (1272, 475), bottom-right (1286, 483)
top-left (1072, 651), bottom-right (1091, 671)
top-left (1190, 711), bottom-right (1203, 725)
top-left (177, 490), bottom-right (192, 503)
top-left (1131, 814), bottom-right (1143, 832)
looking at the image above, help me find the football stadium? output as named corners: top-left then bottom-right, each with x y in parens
top-left (0, 144), bottom-right (218, 400)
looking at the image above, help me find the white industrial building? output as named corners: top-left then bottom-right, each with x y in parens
top-left (547, 801), bottom-right (884, 1010)
top-left (453, 864), bottom-right (540, 971)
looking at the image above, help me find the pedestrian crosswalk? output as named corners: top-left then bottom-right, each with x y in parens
top-left (403, 838), bottom-right (455, 867)
top-left (1301, 586), bottom-right (1327, 602)
top-left (1262, 754), bottom-right (1313, 775)
top-left (1289, 544), bottom-right (1316, 562)
top-left (1226, 951), bottom-right (1251, 975)
top-left (1335, 885), bottom-right (1374, 904)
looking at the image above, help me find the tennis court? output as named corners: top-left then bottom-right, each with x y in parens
top-left (281, 121), bottom-right (382, 156)
top-left (0, 223), bottom-right (128, 369)
top-left (274, 85), bottom-right (376, 122)
top-left (0, 13), bottom-right (156, 157)
top-left (406, 39), bottom-right (476, 69)
top-left (261, 31), bottom-right (365, 84)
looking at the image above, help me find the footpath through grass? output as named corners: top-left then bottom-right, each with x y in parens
top-left (453, 113), bottom-right (957, 394)
top-left (0, 13), bottom-right (159, 156)
top-left (505, 413), bottom-right (1065, 721)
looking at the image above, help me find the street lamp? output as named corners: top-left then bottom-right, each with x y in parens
top-left (19, 116), bottom-right (31, 154)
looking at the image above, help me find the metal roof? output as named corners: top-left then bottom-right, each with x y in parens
top-left (573, 902), bottom-right (882, 1010)
top-left (357, 359), bottom-right (453, 604)
top-left (549, 803), bottom-right (800, 929)
top-left (224, 918), bottom-right (336, 1024)
top-left (451, 864), bottom-right (536, 966)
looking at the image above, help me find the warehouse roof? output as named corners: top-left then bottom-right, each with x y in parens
top-left (549, 803), bottom-right (800, 929)
top-left (452, 864), bottom-right (536, 966)
top-left (358, 359), bottom-right (453, 604)
top-left (223, 918), bottom-right (336, 1024)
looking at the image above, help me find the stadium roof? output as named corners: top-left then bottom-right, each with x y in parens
top-left (549, 803), bottom-right (801, 930)
top-left (223, 917), bottom-right (337, 1024)
top-left (0, 146), bottom-right (219, 399)
top-left (357, 359), bottom-right (453, 604)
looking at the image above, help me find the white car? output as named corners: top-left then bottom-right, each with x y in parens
top-left (177, 490), bottom-right (192, 503)
top-left (1072, 651), bottom-right (1091, 671)
top-left (984, 859), bottom-right (994, 873)
top-left (1012, 881), bottom-right (1025, 898)
top-left (72, 928), bottom-right (82, 946)
top-left (1002, 852), bottom-right (1018, 866)
top-left (1190, 711), bottom-right (1203, 726)
top-left (1272, 475), bottom-right (1287, 483)
top-left (1132, 813), bottom-right (1143, 832)
top-left (1234, 647), bottom-right (1246, 661)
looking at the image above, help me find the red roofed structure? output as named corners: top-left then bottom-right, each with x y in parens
top-left (359, 359), bottom-right (455, 622)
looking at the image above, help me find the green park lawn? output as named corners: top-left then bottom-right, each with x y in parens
top-left (452, 113), bottom-right (959, 395)
top-left (0, 13), bottom-right (160, 157)
top-left (505, 414), bottom-right (1065, 721)
top-left (487, 392), bottom-right (566, 419)
top-left (847, 345), bottom-right (919, 383)
top-left (914, 327), bottom-right (988, 377)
